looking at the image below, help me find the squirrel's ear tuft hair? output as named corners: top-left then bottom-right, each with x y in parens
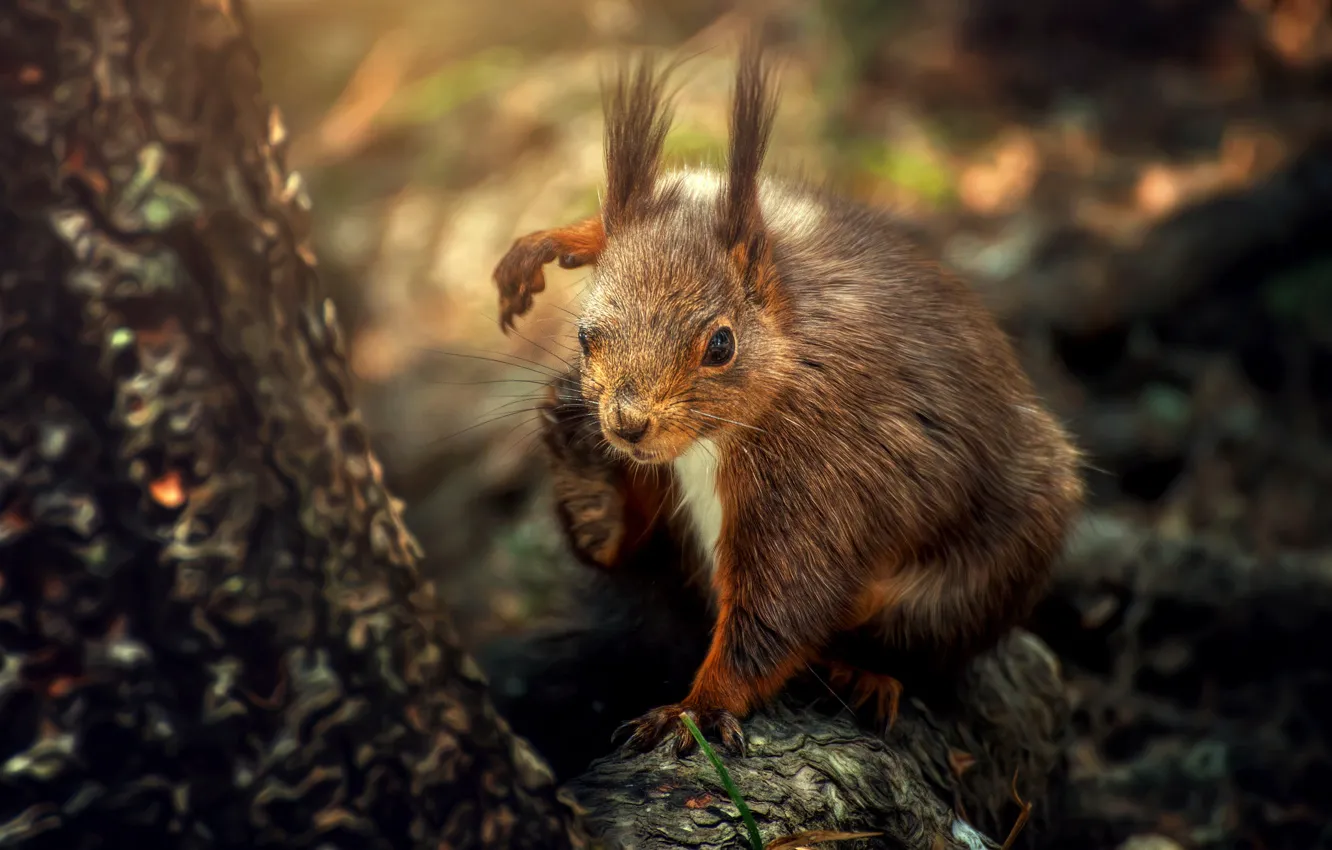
top-left (718, 36), bottom-right (777, 253)
top-left (719, 36), bottom-right (779, 301)
top-left (602, 55), bottom-right (677, 237)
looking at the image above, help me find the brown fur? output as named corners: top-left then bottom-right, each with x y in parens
top-left (493, 43), bottom-right (1084, 756)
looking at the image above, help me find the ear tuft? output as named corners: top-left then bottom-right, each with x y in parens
top-left (602, 55), bottom-right (678, 237)
top-left (717, 36), bottom-right (778, 254)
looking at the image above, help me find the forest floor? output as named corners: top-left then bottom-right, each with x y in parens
top-left (248, 1), bottom-right (1332, 847)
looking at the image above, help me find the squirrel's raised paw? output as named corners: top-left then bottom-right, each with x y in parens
top-left (614, 704), bottom-right (746, 758)
top-left (492, 219), bottom-right (604, 332)
top-left (494, 232), bottom-right (551, 332)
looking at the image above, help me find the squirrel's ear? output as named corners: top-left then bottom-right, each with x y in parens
top-left (729, 230), bottom-right (778, 307)
top-left (718, 37), bottom-right (778, 301)
top-left (602, 55), bottom-right (676, 237)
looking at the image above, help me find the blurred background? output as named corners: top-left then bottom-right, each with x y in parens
top-left (248, 0), bottom-right (1332, 846)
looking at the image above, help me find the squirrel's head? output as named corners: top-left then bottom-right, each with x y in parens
top-left (576, 47), bottom-right (785, 464)
top-left (578, 189), bottom-right (788, 464)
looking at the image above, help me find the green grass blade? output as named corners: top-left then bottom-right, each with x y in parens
top-left (680, 713), bottom-right (763, 850)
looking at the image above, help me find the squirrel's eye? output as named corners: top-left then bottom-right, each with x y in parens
top-left (577, 326), bottom-right (590, 356)
top-left (702, 326), bottom-right (735, 367)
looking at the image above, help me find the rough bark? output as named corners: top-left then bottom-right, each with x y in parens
top-left (559, 630), bottom-right (1068, 850)
top-left (0, 1), bottom-right (578, 847)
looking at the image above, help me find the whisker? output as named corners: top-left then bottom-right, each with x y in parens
top-left (485, 391), bottom-right (546, 401)
top-left (481, 396), bottom-right (591, 420)
top-left (700, 440), bottom-right (718, 465)
top-left (802, 661), bottom-right (856, 720)
top-left (663, 419), bottom-right (702, 447)
top-left (669, 486), bottom-right (690, 521)
top-left (498, 318), bottom-right (579, 373)
top-left (417, 348), bottom-right (562, 379)
top-left (574, 369), bottom-right (607, 393)
top-left (547, 301), bottom-right (581, 319)
top-left (558, 412), bottom-right (604, 424)
top-left (458, 301), bottom-right (575, 338)
top-left (479, 396), bottom-right (542, 416)
top-left (497, 407), bottom-right (558, 448)
top-left (686, 409), bottom-right (768, 434)
top-left (486, 393), bottom-right (595, 411)
top-left (426, 377), bottom-right (554, 388)
top-left (471, 346), bottom-right (564, 379)
top-left (416, 344), bottom-right (611, 402)
top-left (508, 422), bottom-right (550, 457)
top-left (546, 339), bottom-right (580, 353)
top-left (521, 313), bottom-right (575, 325)
top-left (673, 418), bottom-right (708, 443)
top-left (430, 404), bottom-right (586, 447)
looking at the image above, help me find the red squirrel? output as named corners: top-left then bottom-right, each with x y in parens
top-left (492, 43), bottom-right (1084, 756)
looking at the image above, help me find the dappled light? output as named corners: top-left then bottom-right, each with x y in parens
top-left (3, 0), bottom-right (1331, 846)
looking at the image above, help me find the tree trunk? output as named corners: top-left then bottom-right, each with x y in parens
top-left (0, 2), bottom-right (1068, 849)
top-left (0, 1), bottom-right (578, 847)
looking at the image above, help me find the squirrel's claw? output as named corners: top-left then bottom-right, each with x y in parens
top-left (492, 220), bottom-right (604, 333)
top-left (615, 704), bottom-right (747, 758)
top-left (493, 233), bottom-right (551, 333)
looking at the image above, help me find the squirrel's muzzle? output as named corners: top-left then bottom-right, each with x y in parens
top-left (609, 384), bottom-right (652, 445)
top-left (615, 419), bottom-right (649, 444)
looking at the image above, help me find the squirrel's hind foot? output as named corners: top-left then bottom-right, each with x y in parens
top-left (826, 664), bottom-right (904, 733)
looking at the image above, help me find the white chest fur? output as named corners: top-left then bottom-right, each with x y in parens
top-left (671, 438), bottom-right (724, 577)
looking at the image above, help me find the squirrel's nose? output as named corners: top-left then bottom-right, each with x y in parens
top-left (611, 383), bottom-right (650, 444)
top-left (615, 419), bottom-right (650, 444)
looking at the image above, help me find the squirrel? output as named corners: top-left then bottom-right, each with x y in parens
top-left (491, 41), bottom-right (1084, 757)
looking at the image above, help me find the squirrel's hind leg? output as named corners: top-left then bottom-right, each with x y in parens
top-left (825, 662), bottom-right (904, 733)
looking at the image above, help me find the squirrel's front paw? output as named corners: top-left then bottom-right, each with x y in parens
top-left (540, 371), bottom-right (629, 569)
top-left (539, 371), bottom-right (605, 465)
top-left (614, 704), bottom-right (746, 758)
